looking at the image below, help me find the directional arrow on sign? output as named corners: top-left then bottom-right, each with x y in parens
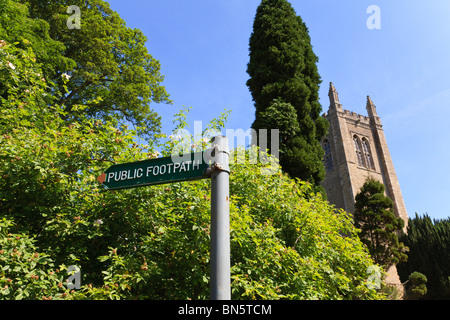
top-left (97, 151), bottom-right (211, 190)
top-left (97, 173), bottom-right (107, 184)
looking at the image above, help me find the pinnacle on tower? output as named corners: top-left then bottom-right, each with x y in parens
top-left (366, 95), bottom-right (378, 118)
top-left (328, 82), bottom-right (342, 110)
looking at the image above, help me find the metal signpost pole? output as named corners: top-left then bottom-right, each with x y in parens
top-left (208, 136), bottom-right (231, 300)
top-left (98, 136), bottom-right (232, 300)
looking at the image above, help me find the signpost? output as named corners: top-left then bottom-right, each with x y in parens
top-left (97, 136), bottom-right (231, 300)
top-left (97, 152), bottom-right (210, 190)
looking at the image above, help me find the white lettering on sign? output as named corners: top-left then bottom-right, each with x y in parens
top-left (105, 160), bottom-right (202, 183)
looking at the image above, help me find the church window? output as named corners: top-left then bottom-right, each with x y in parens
top-left (362, 138), bottom-right (375, 169)
top-left (323, 139), bottom-right (334, 172)
top-left (353, 135), bottom-right (366, 167)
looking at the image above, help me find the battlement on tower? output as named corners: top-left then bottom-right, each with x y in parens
top-left (323, 108), bottom-right (371, 123)
top-left (342, 109), bottom-right (371, 123)
top-left (323, 83), bottom-right (381, 125)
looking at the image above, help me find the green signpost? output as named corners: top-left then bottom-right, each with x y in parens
top-left (97, 152), bottom-right (210, 190)
top-left (97, 137), bottom-right (231, 300)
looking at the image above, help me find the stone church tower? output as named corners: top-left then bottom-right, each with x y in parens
top-left (321, 82), bottom-right (408, 298)
top-left (321, 82), bottom-right (408, 227)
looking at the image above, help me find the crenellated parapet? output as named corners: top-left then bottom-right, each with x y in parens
top-left (342, 109), bottom-right (370, 122)
top-left (325, 83), bottom-right (382, 129)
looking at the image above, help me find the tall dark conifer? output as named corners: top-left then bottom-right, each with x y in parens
top-left (247, 0), bottom-right (328, 187)
top-left (354, 178), bottom-right (407, 269)
top-left (398, 214), bottom-right (450, 299)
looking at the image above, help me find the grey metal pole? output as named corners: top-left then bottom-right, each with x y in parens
top-left (209, 135), bottom-right (231, 300)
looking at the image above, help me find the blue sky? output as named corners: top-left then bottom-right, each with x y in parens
top-left (106, 0), bottom-right (450, 221)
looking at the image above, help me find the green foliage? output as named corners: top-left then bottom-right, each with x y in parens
top-left (60, 157), bottom-right (384, 300)
top-left (0, 218), bottom-right (71, 300)
top-left (0, 0), bottom-right (74, 80)
top-left (354, 178), bottom-right (408, 269)
top-left (247, 0), bottom-right (329, 187)
top-left (404, 272), bottom-right (427, 300)
top-left (398, 213), bottom-right (450, 299)
top-left (14, 0), bottom-right (172, 139)
top-left (228, 160), bottom-right (383, 300)
top-left (1, 4), bottom-right (384, 300)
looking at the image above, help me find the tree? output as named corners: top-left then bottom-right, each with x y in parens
top-left (397, 213), bottom-right (450, 299)
top-left (1, 2), bottom-right (384, 300)
top-left (354, 178), bottom-right (408, 269)
top-left (0, 218), bottom-right (72, 299)
top-left (0, 0), bottom-right (72, 104)
top-left (246, 0), bottom-right (329, 188)
top-left (0, 38), bottom-right (383, 299)
top-left (0, 0), bottom-right (74, 76)
top-left (404, 272), bottom-right (427, 300)
top-left (15, 0), bottom-right (172, 140)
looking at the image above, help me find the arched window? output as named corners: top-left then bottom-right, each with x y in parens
top-left (323, 139), bottom-right (334, 172)
top-left (362, 138), bottom-right (375, 169)
top-left (353, 135), bottom-right (366, 167)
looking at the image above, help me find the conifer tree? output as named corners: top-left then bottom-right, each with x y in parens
top-left (398, 214), bottom-right (450, 299)
top-left (404, 272), bottom-right (427, 300)
top-left (247, 0), bottom-right (328, 187)
top-left (354, 178), bottom-right (408, 269)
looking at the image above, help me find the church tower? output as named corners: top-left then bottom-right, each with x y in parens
top-left (321, 82), bottom-right (408, 228)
